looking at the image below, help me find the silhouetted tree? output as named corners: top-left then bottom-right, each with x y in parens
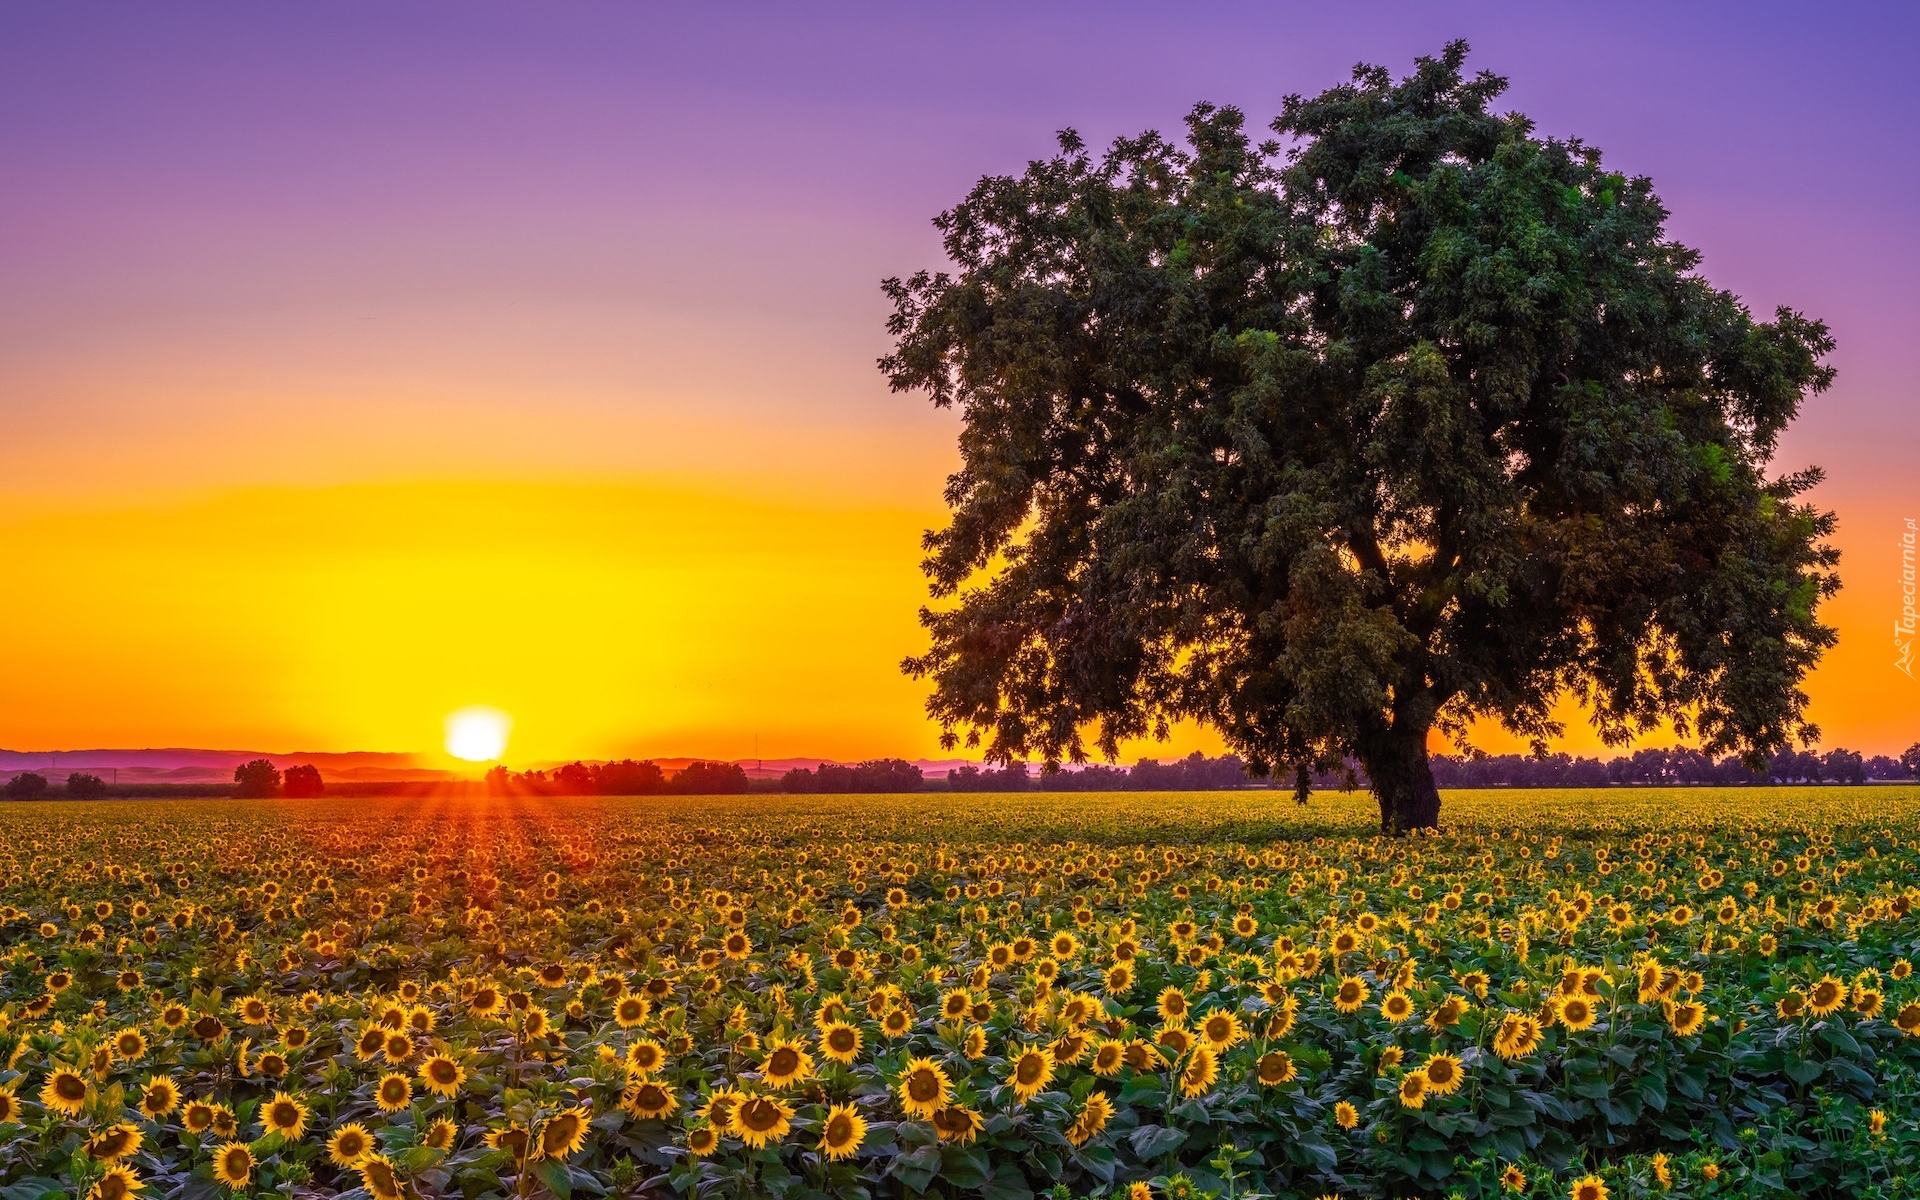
top-left (1904, 743), bottom-right (1920, 778)
top-left (484, 764), bottom-right (514, 796)
top-left (885, 42), bottom-right (1838, 832)
top-left (282, 764), bottom-right (325, 798)
top-left (65, 772), bottom-right (108, 799)
top-left (947, 763), bottom-right (1032, 792)
top-left (4, 772), bottom-right (49, 800)
top-left (1822, 748), bottom-right (1865, 785)
top-left (552, 762), bottom-right (598, 795)
top-left (668, 761), bottom-right (750, 794)
top-left (233, 759), bottom-right (281, 798)
top-left (596, 759), bottom-right (666, 795)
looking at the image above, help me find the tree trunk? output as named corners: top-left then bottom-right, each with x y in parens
top-left (1358, 720), bottom-right (1442, 835)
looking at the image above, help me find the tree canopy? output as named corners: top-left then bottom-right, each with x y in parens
top-left (884, 42), bottom-right (1839, 832)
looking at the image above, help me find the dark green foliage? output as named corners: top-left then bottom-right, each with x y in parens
top-left (63, 772), bottom-right (107, 798)
top-left (282, 763), bottom-right (325, 798)
top-left (3, 771), bottom-right (49, 800)
top-left (232, 758), bottom-right (281, 798)
top-left (884, 42), bottom-right (1838, 832)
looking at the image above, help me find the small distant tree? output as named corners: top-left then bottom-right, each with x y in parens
top-left (233, 759), bottom-right (281, 799)
top-left (282, 764), bottom-right (325, 798)
top-left (596, 759), bottom-right (666, 795)
top-left (65, 772), bottom-right (108, 799)
top-left (667, 761), bottom-right (750, 794)
top-left (485, 764), bottom-right (514, 796)
top-left (1904, 743), bottom-right (1920, 778)
top-left (552, 762), bottom-right (598, 795)
top-left (4, 772), bottom-right (49, 800)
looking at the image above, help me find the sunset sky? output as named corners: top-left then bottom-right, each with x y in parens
top-left (2, 2), bottom-right (1915, 766)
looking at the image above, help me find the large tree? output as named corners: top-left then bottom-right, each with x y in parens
top-left (883, 43), bottom-right (1839, 833)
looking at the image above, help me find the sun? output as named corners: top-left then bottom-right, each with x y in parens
top-left (444, 707), bottom-right (512, 762)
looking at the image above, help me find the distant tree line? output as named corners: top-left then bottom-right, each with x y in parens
top-left (4, 742), bottom-right (1915, 801)
top-left (484, 759), bottom-right (750, 796)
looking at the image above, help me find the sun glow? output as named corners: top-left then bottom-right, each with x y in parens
top-left (445, 706), bottom-right (512, 762)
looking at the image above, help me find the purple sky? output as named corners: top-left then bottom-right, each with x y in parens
top-left (2, 1), bottom-right (1916, 756)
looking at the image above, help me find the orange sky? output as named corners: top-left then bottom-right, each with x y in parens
top-left (0, 475), bottom-right (1910, 765)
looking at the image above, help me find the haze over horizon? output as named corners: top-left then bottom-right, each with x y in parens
top-left (3, 2), bottom-right (1915, 761)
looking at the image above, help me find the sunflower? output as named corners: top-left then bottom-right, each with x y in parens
top-left (1157, 987), bottom-right (1190, 1023)
top-left (932, 1102), bottom-right (985, 1144)
top-left (1557, 995), bottom-right (1598, 1032)
top-left (182, 1100), bottom-right (217, 1134)
top-left (211, 1142), bottom-right (255, 1189)
top-left (1179, 1045), bottom-right (1218, 1098)
top-left (1065, 1091), bottom-right (1112, 1147)
top-left (820, 1021), bottom-right (863, 1065)
top-left (1425, 996), bottom-right (1465, 1033)
top-left (1256, 1050), bottom-right (1297, 1086)
top-left (1124, 1039), bottom-right (1167, 1072)
top-left (84, 1124), bottom-right (143, 1162)
top-left (261, 1090), bottom-right (310, 1141)
top-left (733, 1094), bottom-right (794, 1149)
top-left (614, 995), bottom-right (651, 1028)
top-left (328, 1122), bottom-right (374, 1167)
top-left (1380, 989), bottom-right (1416, 1023)
top-left (818, 1102), bottom-right (867, 1160)
top-left (699, 1087), bottom-right (745, 1132)
top-left (210, 1105), bottom-right (238, 1139)
top-left (256, 1052), bottom-right (289, 1079)
top-left (1501, 1165), bottom-right (1527, 1192)
top-left (1007, 1046), bottom-right (1054, 1103)
top-left (963, 1025), bottom-right (987, 1059)
top-left (1334, 1101), bottom-right (1359, 1130)
top-left (624, 1079), bottom-right (679, 1119)
top-left (359, 1154), bottom-right (406, 1200)
top-left (1156, 1025), bottom-right (1195, 1057)
top-left (1894, 1002), bottom-right (1920, 1036)
top-left (1198, 1008), bottom-right (1245, 1049)
top-left (626, 1038), bottom-right (666, 1075)
top-left (40, 1069), bottom-right (90, 1116)
top-left (383, 1032), bottom-right (414, 1063)
top-left (112, 1029), bottom-right (147, 1061)
top-left (423, 1117), bottom-right (458, 1150)
top-left (1397, 1069), bottom-right (1430, 1110)
top-left (89, 1167), bottom-right (141, 1200)
top-left (355, 1026), bottom-right (388, 1061)
top-left (880, 1007), bottom-right (912, 1038)
top-left (1808, 975), bottom-right (1846, 1016)
top-left (138, 1075), bottom-right (180, 1118)
top-left (1422, 1053), bottom-right (1464, 1095)
top-left (538, 1106), bottom-right (591, 1160)
top-left (1333, 975), bottom-right (1369, 1014)
top-left (899, 1056), bottom-right (952, 1117)
top-left (1104, 963), bottom-right (1135, 995)
top-left (685, 1125), bottom-right (720, 1157)
top-left (0, 1086), bottom-right (20, 1126)
top-left (1090, 1037), bottom-right (1126, 1076)
top-left (486, 1124), bottom-right (533, 1160)
top-left (375, 1072), bottom-right (413, 1113)
top-left (418, 1054), bottom-right (466, 1098)
top-left (1855, 988), bottom-right (1884, 1019)
top-left (1493, 1014), bottom-right (1542, 1060)
top-left (1777, 990), bottom-right (1807, 1019)
top-left (1570, 1174), bottom-right (1610, 1200)
top-left (1665, 1000), bottom-right (1706, 1037)
top-left (939, 989), bottom-right (972, 1021)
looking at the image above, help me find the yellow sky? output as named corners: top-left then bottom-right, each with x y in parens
top-left (1, 474), bottom-right (1908, 766)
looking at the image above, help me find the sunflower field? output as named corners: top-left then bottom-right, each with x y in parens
top-left (2, 787), bottom-right (1920, 1200)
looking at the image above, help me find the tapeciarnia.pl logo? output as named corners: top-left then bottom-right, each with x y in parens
top-left (1899, 517), bottom-right (1917, 678)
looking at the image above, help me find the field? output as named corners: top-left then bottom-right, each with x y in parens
top-left (2, 788), bottom-right (1920, 1200)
